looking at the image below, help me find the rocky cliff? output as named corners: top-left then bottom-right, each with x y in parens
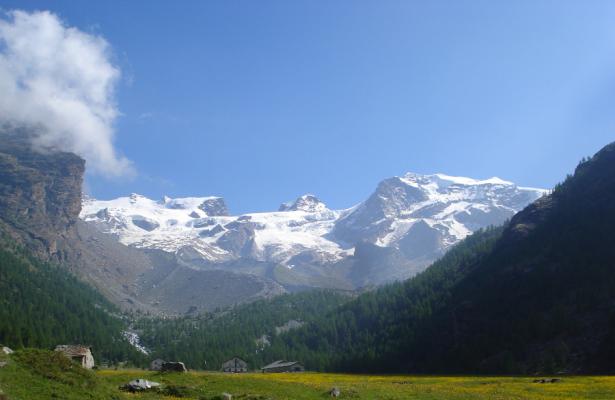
top-left (0, 132), bottom-right (84, 261)
top-left (0, 131), bottom-right (284, 316)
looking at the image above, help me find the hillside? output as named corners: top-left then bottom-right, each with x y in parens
top-left (0, 237), bottom-right (143, 364)
top-left (133, 290), bottom-right (353, 370)
top-left (267, 141), bottom-right (615, 374)
top-left (0, 131), bottom-right (286, 315)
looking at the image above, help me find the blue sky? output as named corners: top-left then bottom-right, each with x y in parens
top-left (3, 1), bottom-right (615, 213)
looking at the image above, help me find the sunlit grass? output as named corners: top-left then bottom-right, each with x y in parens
top-left (3, 353), bottom-right (615, 400)
top-left (94, 369), bottom-right (615, 400)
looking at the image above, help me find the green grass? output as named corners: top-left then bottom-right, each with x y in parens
top-left (2, 349), bottom-right (615, 399)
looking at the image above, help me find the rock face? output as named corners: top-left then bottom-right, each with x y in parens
top-left (0, 133), bottom-right (84, 261)
top-left (198, 197), bottom-right (229, 216)
top-left (0, 131), bottom-right (284, 316)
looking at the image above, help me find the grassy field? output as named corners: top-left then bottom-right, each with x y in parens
top-left (2, 350), bottom-right (615, 399)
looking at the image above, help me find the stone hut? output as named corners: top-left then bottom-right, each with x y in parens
top-left (221, 357), bottom-right (248, 373)
top-left (150, 358), bottom-right (165, 371)
top-left (54, 345), bottom-right (95, 369)
top-left (261, 360), bottom-right (304, 373)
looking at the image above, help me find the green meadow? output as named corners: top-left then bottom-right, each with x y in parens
top-left (1, 350), bottom-right (615, 400)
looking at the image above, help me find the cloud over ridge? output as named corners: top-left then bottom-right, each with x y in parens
top-left (0, 9), bottom-right (132, 176)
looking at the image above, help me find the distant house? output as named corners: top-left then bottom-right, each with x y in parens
top-left (150, 358), bottom-right (165, 371)
top-left (221, 357), bottom-right (248, 373)
top-left (261, 360), bottom-right (304, 373)
top-left (54, 345), bottom-right (95, 369)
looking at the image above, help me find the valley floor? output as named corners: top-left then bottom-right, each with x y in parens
top-left (3, 351), bottom-right (615, 400)
top-left (96, 372), bottom-right (615, 399)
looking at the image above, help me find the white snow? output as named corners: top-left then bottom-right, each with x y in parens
top-left (122, 331), bottom-right (149, 355)
top-left (81, 172), bottom-right (545, 270)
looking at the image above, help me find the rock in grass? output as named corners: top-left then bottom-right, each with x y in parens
top-left (222, 393), bottom-right (232, 400)
top-left (121, 379), bottom-right (161, 392)
top-left (161, 361), bottom-right (188, 372)
top-left (329, 387), bottom-right (341, 397)
top-left (532, 378), bottom-right (561, 383)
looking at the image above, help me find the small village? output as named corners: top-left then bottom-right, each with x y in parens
top-left (35, 343), bottom-right (307, 394)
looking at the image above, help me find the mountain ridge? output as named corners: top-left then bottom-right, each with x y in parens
top-left (262, 141), bottom-right (615, 374)
top-left (81, 172), bottom-right (545, 290)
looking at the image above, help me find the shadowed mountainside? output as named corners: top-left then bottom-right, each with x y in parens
top-left (266, 141), bottom-right (615, 374)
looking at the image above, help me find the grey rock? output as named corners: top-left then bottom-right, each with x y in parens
top-left (161, 361), bottom-right (187, 372)
top-left (192, 218), bottom-right (217, 228)
top-left (217, 221), bottom-right (256, 256)
top-left (198, 197), bottom-right (229, 216)
top-left (533, 378), bottom-right (561, 384)
top-left (396, 220), bottom-right (443, 260)
top-left (121, 379), bottom-right (161, 392)
top-left (131, 215), bottom-right (159, 231)
top-left (334, 177), bottom-right (427, 243)
top-left (0, 131), bottom-right (84, 261)
top-left (199, 224), bottom-right (225, 237)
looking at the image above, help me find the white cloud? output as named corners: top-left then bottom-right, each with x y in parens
top-left (0, 10), bottom-right (133, 177)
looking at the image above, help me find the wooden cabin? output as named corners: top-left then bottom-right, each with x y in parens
top-left (221, 357), bottom-right (248, 373)
top-left (261, 360), bottom-right (304, 373)
top-left (54, 345), bottom-right (95, 369)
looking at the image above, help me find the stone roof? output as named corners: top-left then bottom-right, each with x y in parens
top-left (54, 345), bottom-right (91, 357)
top-left (262, 360), bottom-right (301, 369)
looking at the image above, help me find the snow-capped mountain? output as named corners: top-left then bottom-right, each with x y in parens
top-left (81, 173), bottom-right (546, 288)
top-left (279, 194), bottom-right (328, 212)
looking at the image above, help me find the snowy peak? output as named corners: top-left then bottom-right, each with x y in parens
top-left (279, 194), bottom-right (328, 213)
top-left (333, 172), bottom-right (546, 246)
top-left (80, 172), bottom-right (546, 288)
top-left (161, 196), bottom-right (228, 216)
top-left (401, 172), bottom-right (514, 188)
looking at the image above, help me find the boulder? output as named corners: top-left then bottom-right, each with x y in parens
top-left (533, 378), bottom-right (561, 383)
top-left (121, 379), bottom-right (161, 392)
top-left (161, 361), bottom-right (188, 372)
top-left (329, 387), bottom-right (341, 397)
top-left (1, 347), bottom-right (13, 355)
top-left (222, 392), bottom-right (232, 400)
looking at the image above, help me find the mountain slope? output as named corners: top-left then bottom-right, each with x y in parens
top-left (133, 290), bottom-right (353, 370)
top-left (0, 237), bottom-right (143, 364)
top-left (0, 131), bottom-right (285, 315)
top-left (268, 142), bottom-right (615, 374)
top-left (81, 173), bottom-right (544, 290)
